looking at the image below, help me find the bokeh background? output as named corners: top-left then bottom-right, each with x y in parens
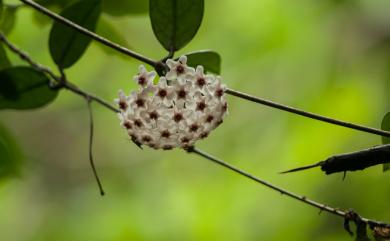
top-left (1, 0), bottom-right (390, 240)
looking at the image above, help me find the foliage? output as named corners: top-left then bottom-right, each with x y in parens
top-left (0, 67), bottom-right (58, 109)
top-left (0, 122), bottom-right (22, 181)
top-left (49, 0), bottom-right (101, 69)
top-left (149, 0), bottom-right (204, 51)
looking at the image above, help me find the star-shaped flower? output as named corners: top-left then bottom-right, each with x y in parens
top-left (133, 65), bottom-right (156, 88)
top-left (165, 55), bottom-right (195, 83)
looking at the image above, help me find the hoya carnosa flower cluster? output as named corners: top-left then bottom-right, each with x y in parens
top-left (115, 55), bottom-right (228, 150)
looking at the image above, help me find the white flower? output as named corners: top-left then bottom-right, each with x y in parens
top-left (153, 77), bottom-right (175, 107)
top-left (166, 55), bottom-right (195, 82)
top-left (208, 76), bottom-right (226, 98)
top-left (116, 55), bottom-right (228, 150)
top-left (133, 65), bottom-right (156, 88)
top-left (114, 89), bottom-right (130, 111)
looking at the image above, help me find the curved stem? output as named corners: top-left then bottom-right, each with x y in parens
top-left (86, 99), bottom-right (105, 196)
top-left (226, 88), bottom-right (390, 138)
top-left (19, 0), bottom-right (157, 67)
top-left (188, 147), bottom-right (390, 228)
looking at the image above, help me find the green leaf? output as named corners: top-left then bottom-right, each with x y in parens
top-left (0, 6), bottom-right (17, 35)
top-left (49, 0), bottom-right (102, 69)
top-left (96, 15), bottom-right (131, 56)
top-left (0, 0), bottom-right (3, 20)
top-left (149, 0), bottom-right (204, 51)
top-left (0, 43), bottom-right (11, 70)
top-left (184, 50), bottom-right (221, 74)
top-left (102, 0), bottom-right (148, 16)
top-left (0, 66), bottom-right (58, 110)
top-left (0, 122), bottom-right (23, 180)
top-left (36, 0), bottom-right (76, 8)
top-left (381, 112), bottom-right (390, 171)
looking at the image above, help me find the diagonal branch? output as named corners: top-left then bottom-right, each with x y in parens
top-left (187, 146), bottom-right (390, 229)
top-left (19, 0), bottom-right (158, 67)
top-left (226, 88), bottom-right (390, 138)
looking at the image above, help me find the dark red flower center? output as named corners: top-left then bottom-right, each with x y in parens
top-left (197, 77), bottom-right (206, 87)
top-left (176, 65), bottom-right (185, 74)
top-left (177, 89), bottom-right (187, 99)
top-left (196, 101), bottom-right (207, 111)
top-left (158, 89), bottom-right (167, 98)
top-left (123, 121), bottom-right (132, 129)
top-left (161, 130), bottom-right (170, 138)
top-left (119, 101), bottom-right (127, 110)
top-left (216, 88), bottom-right (224, 97)
top-left (135, 98), bottom-right (145, 107)
top-left (134, 119), bottom-right (143, 127)
top-left (190, 124), bottom-right (199, 132)
top-left (138, 76), bottom-right (146, 85)
top-left (149, 111), bottom-right (159, 120)
top-left (173, 113), bottom-right (183, 122)
top-left (206, 115), bottom-right (214, 123)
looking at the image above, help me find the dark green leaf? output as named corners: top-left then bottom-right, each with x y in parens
top-left (0, 122), bottom-right (23, 180)
top-left (0, 0), bottom-right (3, 20)
top-left (0, 6), bottom-right (17, 35)
top-left (36, 0), bottom-right (76, 8)
top-left (49, 0), bottom-right (101, 69)
top-left (102, 0), bottom-right (148, 16)
top-left (96, 15), bottom-right (131, 56)
top-left (184, 50), bottom-right (221, 74)
top-left (381, 112), bottom-right (390, 171)
top-left (150, 0), bottom-right (204, 51)
top-left (0, 66), bottom-right (58, 109)
top-left (0, 43), bottom-right (11, 70)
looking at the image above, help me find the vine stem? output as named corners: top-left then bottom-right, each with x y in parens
top-left (87, 99), bottom-right (105, 196)
top-left (19, 0), bottom-right (390, 138)
top-left (19, 0), bottom-right (158, 67)
top-left (226, 88), bottom-right (390, 138)
top-left (188, 147), bottom-right (390, 228)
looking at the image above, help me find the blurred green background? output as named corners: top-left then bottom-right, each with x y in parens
top-left (1, 0), bottom-right (390, 240)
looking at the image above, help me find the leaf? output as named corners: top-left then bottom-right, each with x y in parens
top-left (36, 0), bottom-right (76, 8)
top-left (184, 50), bottom-right (221, 74)
top-left (381, 112), bottom-right (390, 171)
top-left (0, 66), bottom-right (58, 110)
top-left (0, 0), bottom-right (3, 20)
top-left (96, 15), bottom-right (131, 56)
top-left (0, 43), bottom-right (11, 70)
top-left (0, 6), bottom-right (17, 35)
top-left (102, 0), bottom-right (148, 16)
top-left (49, 0), bottom-right (102, 69)
top-left (149, 0), bottom-right (204, 51)
top-left (0, 122), bottom-right (23, 180)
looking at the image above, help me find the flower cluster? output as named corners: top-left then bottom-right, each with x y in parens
top-left (115, 56), bottom-right (228, 150)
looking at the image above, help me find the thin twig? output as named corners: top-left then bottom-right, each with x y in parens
top-left (87, 99), bottom-right (105, 196)
top-left (187, 146), bottom-right (390, 228)
top-left (226, 88), bottom-right (390, 138)
top-left (64, 82), bottom-right (119, 113)
top-left (0, 32), bottom-right (119, 113)
top-left (19, 0), bottom-right (158, 67)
